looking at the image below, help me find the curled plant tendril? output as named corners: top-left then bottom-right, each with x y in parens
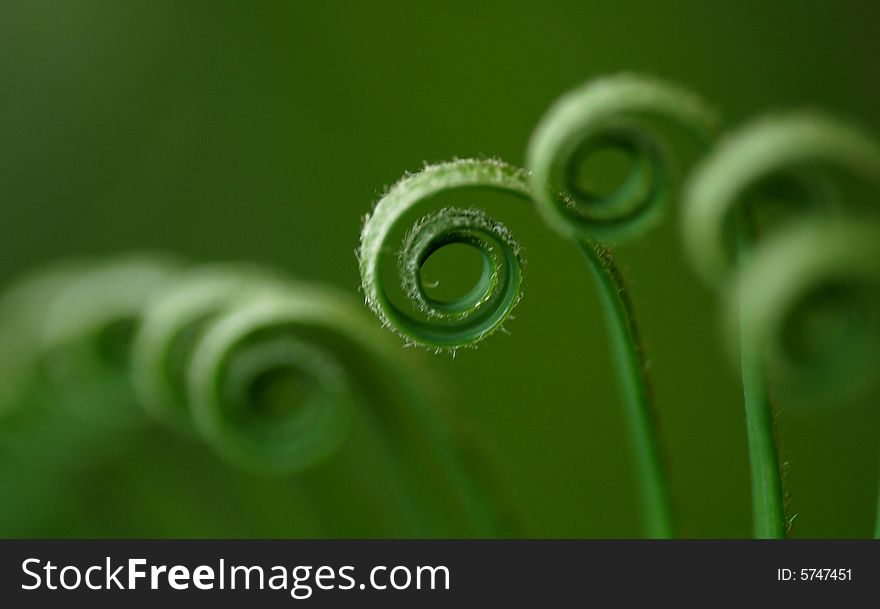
top-left (0, 257), bottom-right (385, 473)
top-left (682, 112), bottom-right (880, 538)
top-left (527, 73), bottom-right (719, 242)
top-left (132, 265), bottom-right (357, 473)
top-left (683, 112), bottom-right (880, 399)
top-left (0, 255), bottom-right (512, 535)
top-left (683, 112), bottom-right (880, 286)
top-left (0, 255), bottom-right (183, 418)
top-left (38, 255), bottom-right (182, 392)
top-left (359, 159), bottom-right (530, 351)
top-left (732, 221), bottom-right (880, 402)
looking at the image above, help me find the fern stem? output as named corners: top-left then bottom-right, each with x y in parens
top-left (735, 206), bottom-right (788, 540)
top-left (0, 256), bottom-right (511, 537)
top-left (739, 343), bottom-right (786, 538)
top-left (579, 241), bottom-right (674, 538)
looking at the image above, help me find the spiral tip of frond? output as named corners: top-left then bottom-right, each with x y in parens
top-left (728, 218), bottom-right (880, 403)
top-left (357, 158), bottom-right (532, 352)
top-left (683, 109), bottom-right (880, 286)
top-left (0, 254), bottom-right (430, 476)
top-left (526, 73), bottom-right (719, 244)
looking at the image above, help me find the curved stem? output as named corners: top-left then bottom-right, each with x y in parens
top-left (735, 220), bottom-right (787, 539)
top-left (739, 343), bottom-right (786, 538)
top-left (578, 241), bottom-right (675, 538)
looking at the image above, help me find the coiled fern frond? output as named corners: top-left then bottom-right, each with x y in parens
top-left (358, 159), bottom-right (529, 350)
top-left (684, 112), bottom-right (880, 286)
top-left (682, 112), bottom-right (880, 537)
top-left (527, 72), bottom-right (719, 242)
top-left (0, 254), bottom-right (513, 536)
top-left (0, 255), bottom-right (182, 417)
top-left (130, 264), bottom-right (356, 473)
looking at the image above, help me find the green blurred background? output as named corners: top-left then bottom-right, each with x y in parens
top-left (1, 0), bottom-right (878, 537)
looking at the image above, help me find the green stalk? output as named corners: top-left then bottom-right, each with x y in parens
top-left (735, 218), bottom-right (787, 539)
top-left (579, 242), bottom-right (674, 538)
top-left (739, 343), bottom-right (786, 538)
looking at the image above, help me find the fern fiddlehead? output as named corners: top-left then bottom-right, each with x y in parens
top-left (527, 73), bottom-right (719, 243)
top-left (131, 264), bottom-right (356, 473)
top-left (0, 254), bottom-right (183, 423)
top-left (359, 159), bottom-right (529, 350)
top-left (683, 112), bottom-right (880, 286)
top-left (0, 255), bottom-right (512, 536)
top-left (358, 73), bottom-right (718, 538)
top-left (682, 112), bottom-right (880, 537)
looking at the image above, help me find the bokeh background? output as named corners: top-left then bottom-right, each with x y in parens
top-left (1, 0), bottom-right (878, 538)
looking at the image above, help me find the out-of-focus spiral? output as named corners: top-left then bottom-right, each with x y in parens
top-left (527, 73), bottom-right (719, 242)
top-left (0, 254), bottom-right (514, 534)
top-left (131, 265), bottom-right (368, 473)
top-left (683, 112), bottom-right (880, 402)
top-left (0, 255), bottom-right (182, 416)
top-left (0, 256), bottom-right (394, 473)
top-left (131, 265), bottom-right (283, 428)
top-left (358, 159), bottom-right (530, 351)
top-left (39, 255), bottom-right (183, 393)
top-left (683, 112), bottom-right (880, 286)
top-left (733, 220), bottom-right (880, 402)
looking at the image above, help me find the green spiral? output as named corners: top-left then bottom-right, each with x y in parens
top-left (38, 255), bottom-right (182, 393)
top-left (682, 111), bottom-right (880, 538)
top-left (683, 113), bottom-right (880, 400)
top-left (527, 72), bottom-right (719, 242)
top-left (734, 221), bottom-right (880, 401)
top-left (131, 265), bottom-right (358, 473)
top-left (358, 159), bottom-right (530, 351)
top-left (0, 258), bottom-right (364, 473)
top-left (683, 112), bottom-right (880, 286)
top-left (0, 254), bottom-right (513, 535)
top-left (0, 255), bottom-right (182, 417)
